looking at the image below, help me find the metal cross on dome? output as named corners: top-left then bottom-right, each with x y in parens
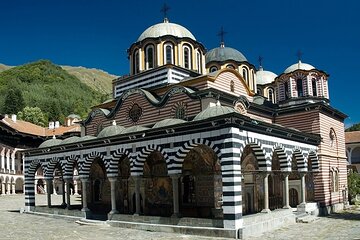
top-left (258, 56), bottom-right (263, 67)
top-left (217, 26), bottom-right (227, 47)
top-left (161, 3), bottom-right (170, 19)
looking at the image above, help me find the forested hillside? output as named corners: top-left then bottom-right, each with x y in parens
top-left (0, 60), bottom-right (107, 124)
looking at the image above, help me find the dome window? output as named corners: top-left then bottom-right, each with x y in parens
top-left (268, 88), bottom-right (274, 103)
top-left (312, 78), bottom-right (317, 96)
top-left (196, 51), bottom-right (202, 74)
top-left (164, 43), bottom-right (174, 64)
top-left (210, 66), bottom-right (218, 72)
top-left (242, 67), bottom-right (249, 84)
top-left (226, 64), bottom-right (235, 69)
top-left (183, 45), bottom-right (192, 69)
top-left (296, 79), bottom-right (304, 97)
top-left (133, 50), bottom-right (140, 74)
top-left (145, 45), bottom-right (155, 70)
top-left (284, 81), bottom-right (289, 100)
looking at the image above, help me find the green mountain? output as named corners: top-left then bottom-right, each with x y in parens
top-left (0, 60), bottom-right (108, 122)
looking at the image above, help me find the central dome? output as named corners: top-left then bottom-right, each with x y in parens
top-left (205, 46), bottom-right (247, 64)
top-left (137, 19), bottom-right (196, 42)
top-left (284, 61), bottom-right (315, 74)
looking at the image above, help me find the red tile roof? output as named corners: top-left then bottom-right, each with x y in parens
top-left (345, 131), bottom-right (360, 144)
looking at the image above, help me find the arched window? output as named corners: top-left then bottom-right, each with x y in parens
top-left (284, 81), bottom-right (289, 100)
top-left (164, 43), bottom-right (174, 64)
top-left (312, 79), bottom-right (317, 96)
top-left (196, 51), bottom-right (202, 74)
top-left (133, 50), bottom-right (140, 74)
top-left (183, 45), bottom-right (191, 69)
top-left (268, 88), bottom-right (274, 103)
top-left (297, 79), bottom-right (303, 97)
top-left (210, 66), bottom-right (218, 72)
top-left (226, 64), bottom-right (235, 69)
top-left (145, 45), bottom-right (154, 70)
top-left (257, 87), bottom-right (262, 95)
top-left (230, 80), bottom-right (235, 92)
top-left (242, 68), bottom-right (249, 84)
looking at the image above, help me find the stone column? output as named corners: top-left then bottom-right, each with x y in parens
top-left (6, 149), bottom-right (10, 172)
top-left (1, 182), bottom-right (5, 195)
top-left (11, 150), bottom-right (15, 172)
top-left (300, 173), bottom-right (306, 204)
top-left (171, 174), bottom-right (180, 217)
top-left (6, 182), bottom-right (11, 194)
top-left (0, 148), bottom-right (4, 171)
top-left (61, 180), bottom-right (66, 207)
top-left (109, 177), bottom-right (118, 214)
top-left (12, 183), bottom-right (15, 194)
top-left (65, 179), bottom-right (72, 209)
top-left (283, 172), bottom-right (291, 209)
top-left (261, 173), bottom-right (271, 213)
top-left (45, 179), bottom-right (52, 207)
top-left (134, 176), bottom-right (141, 215)
top-left (81, 178), bottom-right (90, 212)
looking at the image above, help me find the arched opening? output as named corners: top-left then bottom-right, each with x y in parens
top-left (164, 43), bottom-right (174, 64)
top-left (143, 151), bottom-right (171, 217)
top-left (53, 164), bottom-right (64, 195)
top-left (284, 81), bottom-right (289, 100)
top-left (183, 45), bottom-right (192, 69)
top-left (15, 177), bottom-right (24, 193)
top-left (312, 79), bottom-right (317, 96)
top-left (241, 146), bottom-right (262, 215)
top-left (133, 49), bottom-right (140, 74)
top-left (269, 152), bottom-right (283, 210)
top-left (88, 158), bottom-right (110, 214)
top-left (33, 164), bottom-right (45, 207)
top-left (145, 45), bottom-right (155, 70)
top-left (180, 144), bottom-right (222, 219)
top-left (268, 88), bottom-right (274, 103)
top-left (289, 153), bottom-right (301, 206)
top-left (242, 67), bottom-right (249, 85)
top-left (117, 156), bottom-right (131, 214)
top-left (296, 79), bottom-right (304, 97)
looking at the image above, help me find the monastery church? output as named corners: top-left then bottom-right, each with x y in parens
top-left (23, 15), bottom-right (347, 239)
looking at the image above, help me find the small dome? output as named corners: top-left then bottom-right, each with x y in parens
top-left (256, 67), bottom-right (277, 85)
top-left (122, 125), bottom-right (149, 134)
top-left (153, 118), bottom-right (187, 128)
top-left (78, 135), bottom-right (97, 142)
top-left (206, 46), bottom-right (247, 64)
top-left (62, 136), bottom-right (80, 145)
top-left (137, 19), bottom-right (196, 42)
top-left (97, 124), bottom-right (125, 138)
top-left (194, 105), bottom-right (237, 121)
top-left (39, 138), bottom-right (62, 148)
top-left (284, 61), bottom-right (315, 73)
top-left (67, 114), bottom-right (81, 119)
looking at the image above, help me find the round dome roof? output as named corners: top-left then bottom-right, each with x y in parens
top-left (152, 118), bottom-right (186, 128)
top-left (62, 136), bottom-right (80, 145)
top-left (284, 61), bottom-right (315, 74)
top-left (78, 135), bottom-right (97, 142)
top-left (256, 67), bottom-right (277, 85)
top-left (67, 114), bottom-right (81, 119)
top-left (194, 105), bottom-right (237, 121)
top-left (122, 125), bottom-right (149, 134)
top-left (137, 19), bottom-right (196, 42)
top-left (205, 46), bottom-right (247, 64)
top-left (39, 138), bottom-right (63, 148)
top-left (97, 125), bottom-right (125, 138)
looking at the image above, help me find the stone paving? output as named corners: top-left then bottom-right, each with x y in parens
top-left (1, 194), bottom-right (360, 239)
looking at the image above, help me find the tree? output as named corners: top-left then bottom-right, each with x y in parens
top-left (346, 123), bottom-right (360, 132)
top-left (3, 87), bottom-right (25, 114)
top-left (348, 171), bottom-right (360, 202)
top-left (17, 106), bottom-right (47, 126)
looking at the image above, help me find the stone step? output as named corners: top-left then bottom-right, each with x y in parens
top-left (75, 218), bottom-right (108, 226)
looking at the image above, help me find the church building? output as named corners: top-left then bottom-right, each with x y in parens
top-left (23, 16), bottom-right (347, 239)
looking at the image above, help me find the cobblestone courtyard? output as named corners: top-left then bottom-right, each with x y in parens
top-left (1, 194), bottom-right (360, 239)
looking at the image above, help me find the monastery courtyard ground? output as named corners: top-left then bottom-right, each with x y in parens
top-left (1, 194), bottom-right (360, 240)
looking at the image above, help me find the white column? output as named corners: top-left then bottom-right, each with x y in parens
top-left (109, 177), bottom-right (118, 214)
top-left (6, 182), bottom-right (10, 194)
top-left (12, 183), bottom-right (15, 194)
top-left (6, 149), bottom-right (10, 172)
top-left (74, 179), bottom-right (79, 195)
top-left (283, 173), bottom-right (290, 209)
top-left (171, 174), bottom-right (180, 217)
top-left (1, 183), bottom-right (5, 194)
top-left (134, 176), bottom-right (141, 215)
top-left (261, 173), bottom-right (271, 213)
top-left (11, 150), bottom-right (16, 172)
top-left (0, 148), bottom-right (4, 170)
top-left (300, 173), bottom-right (306, 204)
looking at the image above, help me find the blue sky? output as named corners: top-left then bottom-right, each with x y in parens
top-left (0, 0), bottom-right (359, 127)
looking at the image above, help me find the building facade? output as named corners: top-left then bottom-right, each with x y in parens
top-left (23, 18), bottom-right (347, 238)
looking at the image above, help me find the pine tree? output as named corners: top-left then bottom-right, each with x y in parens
top-left (3, 87), bottom-right (25, 114)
